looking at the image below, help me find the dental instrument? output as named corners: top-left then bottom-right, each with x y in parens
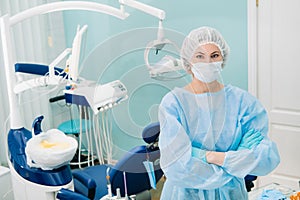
top-left (107, 167), bottom-right (113, 197)
top-left (123, 171), bottom-right (129, 200)
top-left (116, 188), bottom-right (121, 199)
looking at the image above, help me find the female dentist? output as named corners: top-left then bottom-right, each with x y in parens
top-left (158, 26), bottom-right (280, 199)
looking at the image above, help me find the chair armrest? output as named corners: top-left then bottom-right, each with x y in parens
top-left (56, 188), bottom-right (89, 200)
top-left (73, 171), bottom-right (97, 188)
top-left (73, 170), bottom-right (97, 199)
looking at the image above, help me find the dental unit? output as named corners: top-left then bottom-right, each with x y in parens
top-left (0, 1), bottom-right (171, 199)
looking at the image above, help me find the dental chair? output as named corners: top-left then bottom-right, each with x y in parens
top-left (57, 122), bottom-right (163, 200)
top-left (7, 116), bottom-right (75, 200)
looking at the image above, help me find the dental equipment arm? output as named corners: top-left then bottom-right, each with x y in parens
top-left (119, 0), bottom-right (165, 20)
top-left (14, 62), bottom-right (67, 94)
top-left (14, 75), bottom-right (64, 94)
top-left (14, 62), bottom-right (68, 94)
top-left (10, 1), bottom-right (129, 26)
top-left (13, 23), bottom-right (88, 94)
top-left (14, 50), bottom-right (69, 94)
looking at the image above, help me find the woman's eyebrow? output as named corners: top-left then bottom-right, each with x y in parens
top-left (211, 51), bottom-right (221, 54)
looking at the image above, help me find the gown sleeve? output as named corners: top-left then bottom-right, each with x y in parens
top-left (158, 92), bottom-right (234, 190)
top-left (221, 93), bottom-right (280, 178)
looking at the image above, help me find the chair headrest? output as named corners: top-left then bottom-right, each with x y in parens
top-left (142, 122), bottom-right (160, 144)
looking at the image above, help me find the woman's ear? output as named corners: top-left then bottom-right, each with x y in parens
top-left (186, 66), bottom-right (192, 74)
top-left (221, 61), bottom-right (225, 69)
top-left (182, 58), bottom-right (193, 74)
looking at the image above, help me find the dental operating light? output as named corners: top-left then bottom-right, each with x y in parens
top-left (119, 0), bottom-right (185, 79)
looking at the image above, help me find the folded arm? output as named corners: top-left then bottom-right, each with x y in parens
top-left (158, 95), bottom-right (235, 189)
top-left (202, 96), bottom-right (280, 178)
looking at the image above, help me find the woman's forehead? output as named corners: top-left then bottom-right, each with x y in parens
top-left (194, 43), bottom-right (221, 54)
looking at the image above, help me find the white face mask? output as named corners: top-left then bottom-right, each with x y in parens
top-left (191, 61), bottom-right (223, 83)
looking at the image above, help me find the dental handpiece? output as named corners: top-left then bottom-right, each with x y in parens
top-left (106, 167), bottom-right (112, 197)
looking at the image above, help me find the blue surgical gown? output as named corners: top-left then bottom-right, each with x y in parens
top-left (158, 85), bottom-right (280, 200)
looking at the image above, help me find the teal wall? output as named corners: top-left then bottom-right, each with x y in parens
top-left (63, 0), bottom-right (248, 158)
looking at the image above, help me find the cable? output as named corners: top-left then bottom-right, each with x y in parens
top-left (88, 109), bottom-right (94, 166)
top-left (106, 109), bottom-right (113, 163)
top-left (96, 113), bottom-right (104, 164)
top-left (100, 110), bottom-right (113, 164)
top-left (93, 113), bottom-right (104, 164)
top-left (84, 106), bottom-right (93, 166)
top-left (78, 106), bottom-right (83, 168)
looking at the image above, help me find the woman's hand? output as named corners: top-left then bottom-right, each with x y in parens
top-left (206, 151), bottom-right (225, 166)
top-left (238, 129), bottom-right (264, 150)
top-left (191, 147), bottom-right (225, 166)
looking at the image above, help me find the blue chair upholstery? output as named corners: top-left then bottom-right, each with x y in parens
top-left (72, 165), bottom-right (108, 199)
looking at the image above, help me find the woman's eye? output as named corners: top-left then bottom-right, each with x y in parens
top-left (196, 55), bottom-right (204, 59)
top-left (211, 54), bottom-right (220, 59)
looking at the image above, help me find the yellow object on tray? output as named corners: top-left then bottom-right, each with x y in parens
top-left (40, 140), bottom-right (70, 149)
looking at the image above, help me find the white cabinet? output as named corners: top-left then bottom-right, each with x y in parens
top-left (0, 166), bottom-right (13, 200)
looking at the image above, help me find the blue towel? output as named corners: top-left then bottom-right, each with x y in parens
top-left (257, 189), bottom-right (287, 200)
